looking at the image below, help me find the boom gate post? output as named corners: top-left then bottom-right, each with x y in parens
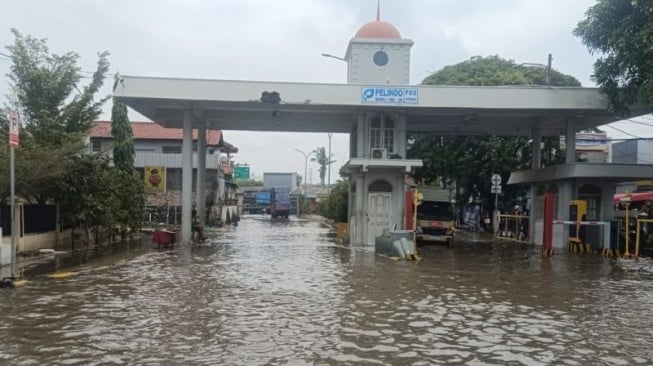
top-left (542, 192), bottom-right (555, 257)
top-left (405, 190), bottom-right (414, 231)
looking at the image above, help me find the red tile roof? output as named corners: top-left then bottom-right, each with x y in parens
top-left (89, 121), bottom-right (224, 146)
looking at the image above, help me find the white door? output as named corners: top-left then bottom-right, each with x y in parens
top-left (367, 193), bottom-right (393, 246)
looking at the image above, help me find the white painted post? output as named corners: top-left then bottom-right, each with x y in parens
top-left (181, 110), bottom-right (193, 243)
top-left (197, 122), bottom-right (207, 227)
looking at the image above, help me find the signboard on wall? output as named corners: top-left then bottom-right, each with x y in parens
top-left (361, 87), bottom-right (419, 105)
top-left (144, 166), bottom-right (166, 193)
top-left (575, 132), bottom-right (608, 151)
top-left (234, 165), bottom-right (250, 179)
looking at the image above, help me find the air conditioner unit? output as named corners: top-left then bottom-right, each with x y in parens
top-left (371, 148), bottom-right (387, 159)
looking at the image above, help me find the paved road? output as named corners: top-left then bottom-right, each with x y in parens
top-left (1, 215), bottom-right (652, 365)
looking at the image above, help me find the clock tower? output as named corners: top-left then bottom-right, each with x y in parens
top-left (345, 5), bottom-right (413, 85)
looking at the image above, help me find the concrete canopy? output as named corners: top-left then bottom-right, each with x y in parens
top-left (113, 76), bottom-right (634, 136)
top-left (508, 163), bottom-right (653, 185)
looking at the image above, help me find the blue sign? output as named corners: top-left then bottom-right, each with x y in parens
top-left (361, 87), bottom-right (419, 104)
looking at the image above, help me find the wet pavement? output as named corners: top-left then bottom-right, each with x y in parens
top-left (1, 215), bottom-right (652, 365)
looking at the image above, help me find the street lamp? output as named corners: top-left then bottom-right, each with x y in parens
top-left (295, 148), bottom-right (315, 202)
top-left (514, 53), bottom-right (553, 86)
top-left (327, 133), bottom-right (332, 191)
top-left (321, 53), bottom-right (346, 62)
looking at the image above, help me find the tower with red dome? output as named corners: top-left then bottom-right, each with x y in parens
top-left (345, 3), bottom-right (413, 85)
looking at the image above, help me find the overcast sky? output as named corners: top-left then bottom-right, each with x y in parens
top-left (2, 0), bottom-right (652, 183)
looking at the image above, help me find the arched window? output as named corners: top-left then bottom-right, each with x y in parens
top-left (369, 114), bottom-right (395, 154)
top-left (578, 184), bottom-right (602, 220)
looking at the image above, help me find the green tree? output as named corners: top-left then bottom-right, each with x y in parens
top-left (55, 154), bottom-right (114, 246)
top-left (320, 179), bottom-right (348, 223)
top-left (108, 80), bottom-right (143, 235)
top-left (106, 168), bottom-right (145, 237)
top-left (0, 29), bottom-right (110, 204)
top-left (574, 0), bottom-right (653, 112)
top-left (311, 146), bottom-right (335, 186)
top-left (2, 30), bottom-right (143, 241)
top-left (412, 55), bottom-right (582, 210)
top-left (110, 85), bottom-right (135, 171)
top-left (7, 29), bottom-right (109, 146)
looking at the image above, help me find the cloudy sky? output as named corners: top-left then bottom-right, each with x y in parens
top-left (2, 0), bottom-right (652, 183)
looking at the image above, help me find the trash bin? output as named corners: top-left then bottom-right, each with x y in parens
top-left (375, 229), bottom-right (414, 257)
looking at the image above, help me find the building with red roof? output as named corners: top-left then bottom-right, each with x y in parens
top-left (88, 121), bottom-right (239, 211)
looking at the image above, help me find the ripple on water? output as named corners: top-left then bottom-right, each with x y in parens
top-left (0, 217), bottom-right (652, 365)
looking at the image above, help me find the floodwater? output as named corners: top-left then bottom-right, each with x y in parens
top-left (1, 216), bottom-right (652, 365)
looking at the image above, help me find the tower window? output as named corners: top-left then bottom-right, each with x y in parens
top-left (369, 114), bottom-right (394, 153)
top-left (373, 51), bottom-right (388, 66)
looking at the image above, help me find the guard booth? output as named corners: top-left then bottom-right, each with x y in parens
top-left (569, 200), bottom-right (587, 251)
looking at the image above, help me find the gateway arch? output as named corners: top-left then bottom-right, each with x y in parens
top-left (114, 15), bottom-right (651, 246)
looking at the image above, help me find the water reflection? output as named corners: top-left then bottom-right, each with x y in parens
top-left (0, 216), bottom-right (652, 365)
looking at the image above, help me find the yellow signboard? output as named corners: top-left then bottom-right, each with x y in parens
top-left (144, 166), bottom-right (166, 193)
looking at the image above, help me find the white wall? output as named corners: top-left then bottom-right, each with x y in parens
top-left (347, 40), bottom-right (412, 85)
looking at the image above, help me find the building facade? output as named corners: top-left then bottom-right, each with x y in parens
top-left (88, 121), bottom-right (238, 225)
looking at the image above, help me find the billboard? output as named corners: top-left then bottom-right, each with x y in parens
top-left (144, 166), bottom-right (166, 193)
top-left (234, 165), bottom-right (250, 179)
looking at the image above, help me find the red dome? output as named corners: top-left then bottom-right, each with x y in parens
top-left (354, 20), bottom-right (401, 39)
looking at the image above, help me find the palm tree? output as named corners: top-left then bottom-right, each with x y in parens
top-left (311, 147), bottom-right (336, 186)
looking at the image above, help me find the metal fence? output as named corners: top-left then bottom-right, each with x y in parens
top-left (634, 219), bottom-right (653, 258)
top-left (144, 206), bottom-right (182, 226)
top-left (0, 204), bottom-right (57, 236)
top-left (495, 214), bottom-right (530, 243)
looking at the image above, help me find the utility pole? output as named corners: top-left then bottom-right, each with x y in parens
top-left (546, 53), bottom-right (552, 86)
top-left (8, 110), bottom-right (20, 278)
top-left (327, 133), bottom-right (332, 191)
top-left (295, 149), bottom-right (315, 212)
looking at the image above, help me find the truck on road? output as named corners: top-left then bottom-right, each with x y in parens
top-left (269, 186), bottom-right (291, 219)
top-left (414, 187), bottom-right (455, 245)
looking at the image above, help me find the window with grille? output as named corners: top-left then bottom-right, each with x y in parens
top-left (369, 115), bottom-right (395, 154)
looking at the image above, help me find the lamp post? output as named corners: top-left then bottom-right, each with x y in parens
top-left (327, 133), bottom-right (332, 191)
top-left (295, 148), bottom-right (315, 209)
top-left (514, 53), bottom-right (553, 86)
top-left (622, 191), bottom-right (633, 258)
top-left (321, 53), bottom-right (346, 62)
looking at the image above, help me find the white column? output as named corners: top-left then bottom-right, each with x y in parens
top-left (354, 174), bottom-right (365, 245)
top-left (356, 113), bottom-right (365, 158)
top-left (197, 122), bottom-right (207, 227)
top-left (397, 113), bottom-right (407, 158)
top-left (557, 181), bottom-right (574, 245)
top-left (532, 126), bottom-right (542, 169)
top-left (181, 110), bottom-right (193, 243)
top-left (565, 119), bottom-right (576, 164)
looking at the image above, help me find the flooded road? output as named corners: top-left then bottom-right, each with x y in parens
top-left (1, 216), bottom-right (652, 365)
